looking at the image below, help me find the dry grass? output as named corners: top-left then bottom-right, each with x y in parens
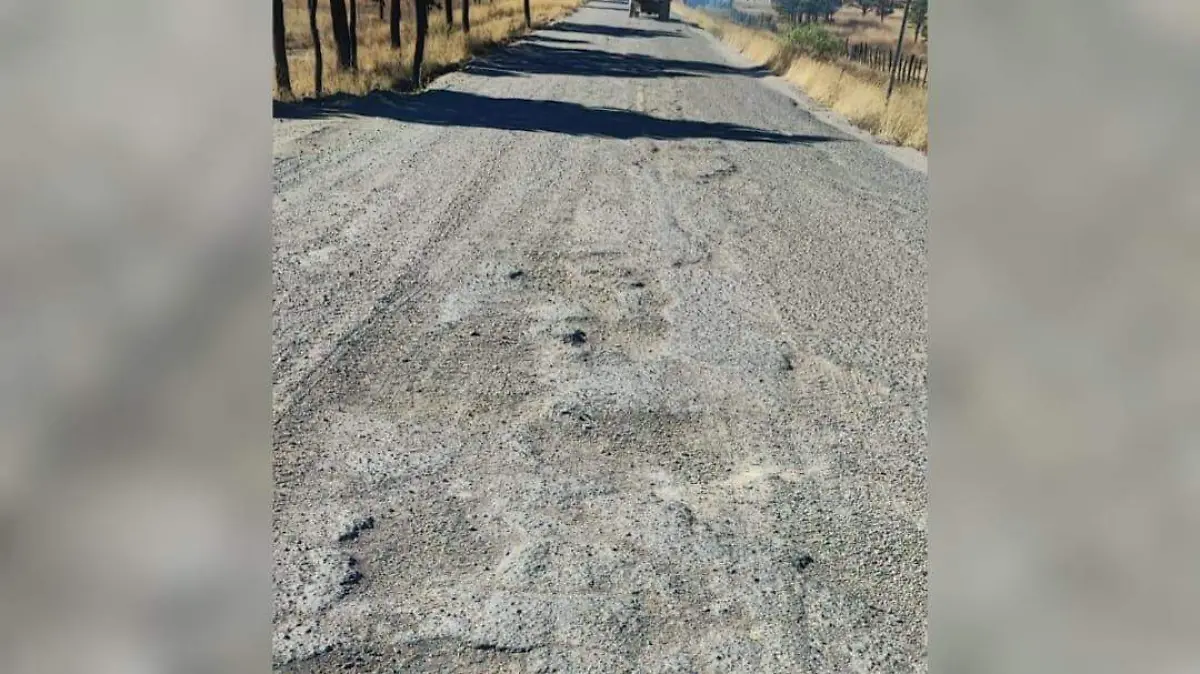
top-left (678, 3), bottom-right (926, 151)
top-left (275, 0), bottom-right (583, 100)
top-left (781, 56), bottom-right (926, 150)
top-left (823, 5), bottom-right (926, 56)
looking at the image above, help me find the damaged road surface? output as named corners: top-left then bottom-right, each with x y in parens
top-left (273, 2), bottom-right (927, 673)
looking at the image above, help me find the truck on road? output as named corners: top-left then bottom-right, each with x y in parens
top-left (629, 0), bottom-right (670, 21)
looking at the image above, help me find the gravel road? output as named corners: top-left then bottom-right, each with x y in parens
top-left (272, 2), bottom-right (927, 672)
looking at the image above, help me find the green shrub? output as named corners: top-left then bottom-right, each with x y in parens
top-left (785, 23), bottom-right (843, 61)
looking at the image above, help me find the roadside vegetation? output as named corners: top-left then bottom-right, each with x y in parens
top-left (675, 0), bottom-right (928, 151)
top-left (273, 0), bottom-right (583, 101)
top-left (823, 1), bottom-right (926, 56)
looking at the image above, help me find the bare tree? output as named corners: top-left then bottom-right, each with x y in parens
top-left (445, 0), bottom-right (454, 29)
top-left (273, 0), bottom-right (293, 97)
top-left (523, 0), bottom-right (531, 28)
top-left (328, 0), bottom-right (354, 70)
top-left (390, 0), bottom-right (402, 48)
top-left (462, 0), bottom-right (470, 33)
top-left (910, 0), bottom-right (927, 41)
top-left (413, 0), bottom-right (430, 87)
top-left (349, 0), bottom-right (359, 69)
top-left (886, 0), bottom-right (911, 101)
top-left (308, 0), bottom-right (323, 95)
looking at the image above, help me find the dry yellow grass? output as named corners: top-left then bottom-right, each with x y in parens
top-left (676, 3), bottom-right (926, 151)
top-left (275, 0), bottom-right (583, 100)
top-left (824, 4), bottom-right (926, 56)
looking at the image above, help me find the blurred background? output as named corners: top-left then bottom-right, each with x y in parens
top-left (1, 0), bottom-right (1198, 672)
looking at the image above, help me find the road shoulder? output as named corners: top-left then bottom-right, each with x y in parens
top-left (681, 14), bottom-right (928, 175)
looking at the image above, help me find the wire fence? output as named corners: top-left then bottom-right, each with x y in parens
top-left (845, 40), bottom-right (927, 87)
top-left (681, 0), bottom-right (778, 30)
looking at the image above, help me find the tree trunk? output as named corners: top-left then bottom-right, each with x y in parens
top-left (523, 0), bottom-right (531, 27)
top-left (273, 0), bottom-right (292, 97)
top-left (308, 0), bottom-right (323, 96)
top-left (445, 0), bottom-right (454, 28)
top-left (885, 0), bottom-right (910, 101)
top-left (328, 0), bottom-right (354, 70)
top-left (379, 0), bottom-right (385, 20)
top-left (462, 0), bottom-right (470, 33)
top-left (413, 0), bottom-right (429, 87)
top-left (349, 0), bottom-right (359, 69)
top-left (390, 0), bottom-right (402, 48)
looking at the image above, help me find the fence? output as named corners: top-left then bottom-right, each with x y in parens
top-left (724, 7), bottom-right (776, 30)
top-left (845, 41), bottom-right (928, 87)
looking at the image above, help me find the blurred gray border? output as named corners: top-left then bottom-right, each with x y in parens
top-left (2, 0), bottom-right (1198, 671)
top-left (1, 0), bottom-right (268, 672)
top-left (934, 0), bottom-right (1199, 672)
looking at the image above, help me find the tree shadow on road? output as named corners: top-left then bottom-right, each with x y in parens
top-left (549, 20), bottom-right (681, 39)
top-left (273, 89), bottom-right (846, 146)
top-left (522, 34), bottom-right (592, 45)
top-left (467, 40), bottom-right (766, 79)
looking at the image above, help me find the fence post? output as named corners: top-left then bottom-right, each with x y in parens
top-left (886, 0), bottom-right (913, 102)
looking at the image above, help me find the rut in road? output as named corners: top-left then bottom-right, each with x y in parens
top-left (272, 2), bottom-right (927, 673)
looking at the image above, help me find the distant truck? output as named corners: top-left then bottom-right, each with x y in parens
top-left (628, 0), bottom-right (671, 21)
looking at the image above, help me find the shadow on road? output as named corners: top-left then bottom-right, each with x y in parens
top-left (522, 34), bottom-right (592, 45)
top-left (273, 90), bottom-right (844, 146)
top-left (550, 20), bottom-right (681, 39)
top-left (469, 41), bottom-right (764, 79)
